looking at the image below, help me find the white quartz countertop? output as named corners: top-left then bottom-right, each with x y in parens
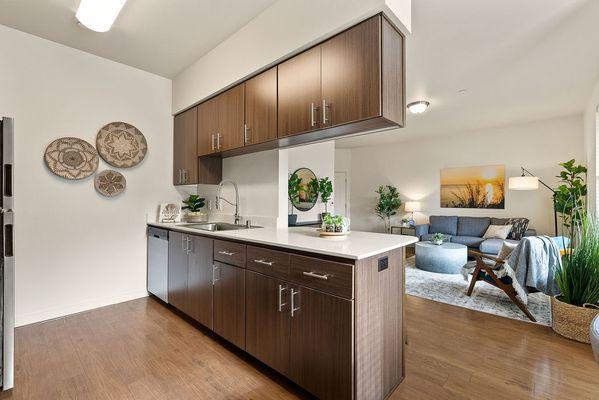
top-left (148, 223), bottom-right (418, 260)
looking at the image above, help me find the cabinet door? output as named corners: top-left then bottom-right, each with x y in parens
top-left (213, 262), bottom-right (245, 349)
top-left (173, 107), bottom-right (198, 185)
top-left (197, 97), bottom-right (218, 156)
top-left (216, 85), bottom-right (245, 151)
top-left (289, 285), bottom-right (353, 400)
top-left (186, 235), bottom-right (213, 328)
top-left (245, 271), bottom-right (290, 376)
top-left (321, 15), bottom-right (381, 127)
top-left (278, 46), bottom-right (322, 137)
top-left (168, 232), bottom-right (189, 313)
top-left (244, 67), bottom-right (277, 145)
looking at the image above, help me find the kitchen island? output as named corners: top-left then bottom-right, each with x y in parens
top-left (147, 222), bottom-right (417, 400)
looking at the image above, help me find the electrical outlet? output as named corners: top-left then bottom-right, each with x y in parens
top-left (378, 256), bottom-right (388, 272)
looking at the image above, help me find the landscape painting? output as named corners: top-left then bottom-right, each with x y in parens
top-left (440, 165), bottom-right (505, 209)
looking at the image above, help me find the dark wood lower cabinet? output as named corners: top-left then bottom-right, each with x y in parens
top-left (167, 231), bottom-right (190, 313)
top-left (289, 285), bottom-right (353, 400)
top-left (245, 271), bottom-right (291, 376)
top-left (187, 235), bottom-right (214, 328)
top-left (213, 262), bottom-right (245, 349)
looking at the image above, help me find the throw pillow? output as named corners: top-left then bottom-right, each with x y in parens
top-left (483, 225), bottom-right (512, 240)
top-left (505, 218), bottom-right (530, 240)
top-left (498, 241), bottom-right (518, 260)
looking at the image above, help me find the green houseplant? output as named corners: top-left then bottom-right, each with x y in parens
top-left (375, 185), bottom-right (402, 233)
top-left (318, 177), bottom-right (333, 217)
top-left (288, 172), bottom-right (302, 225)
top-left (551, 159), bottom-right (599, 343)
top-left (182, 195), bottom-right (207, 222)
top-left (431, 233), bottom-right (445, 245)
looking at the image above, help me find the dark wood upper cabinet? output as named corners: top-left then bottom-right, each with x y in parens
top-left (186, 235), bottom-right (214, 328)
top-left (277, 46), bottom-right (322, 137)
top-left (245, 271), bottom-right (291, 376)
top-left (217, 85), bottom-right (245, 151)
top-left (173, 107), bottom-right (198, 185)
top-left (197, 96), bottom-right (218, 156)
top-left (289, 285), bottom-right (353, 400)
top-left (213, 262), bottom-right (245, 350)
top-left (321, 15), bottom-right (381, 127)
top-left (168, 232), bottom-right (190, 314)
top-left (244, 67), bottom-right (278, 145)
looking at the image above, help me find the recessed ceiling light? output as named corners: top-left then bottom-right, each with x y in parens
top-left (407, 101), bottom-right (430, 114)
top-left (76, 0), bottom-right (127, 33)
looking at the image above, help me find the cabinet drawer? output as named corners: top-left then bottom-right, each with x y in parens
top-left (214, 240), bottom-right (246, 267)
top-left (247, 246), bottom-right (290, 279)
top-left (290, 255), bottom-right (354, 299)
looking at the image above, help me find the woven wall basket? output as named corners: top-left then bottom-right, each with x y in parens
top-left (551, 296), bottom-right (599, 343)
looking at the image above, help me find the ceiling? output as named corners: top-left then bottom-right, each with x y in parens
top-left (0, 0), bottom-right (276, 77)
top-left (337, 0), bottom-right (599, 147)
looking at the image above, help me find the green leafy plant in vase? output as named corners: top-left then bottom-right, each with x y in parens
top-left (288, 172), bottom-right (301, 225)
top-left (375, 185), bottom-right (402, 233)
top-left (318, 177), bottom-right (333, 219)
top-left (431, 233), bottom-right (445, 245)
top-left (321, 214), bottom-right (349, 233)
top-left (182, 195), bottom-right (207, 223)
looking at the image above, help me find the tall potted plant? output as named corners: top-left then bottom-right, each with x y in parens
top-left (375, 185), bottom-right (402, 233)
top-left (288, 172), bottom-right (301, 226)
top-left (318, 177), bottom-right (333, 219)
top-left (551, 160), bottom-right (599, 343)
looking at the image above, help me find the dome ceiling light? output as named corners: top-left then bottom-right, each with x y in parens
top-left (407, 101), bottom-right (430, 114)
top-left (76, 0), bottom-right (128, 33)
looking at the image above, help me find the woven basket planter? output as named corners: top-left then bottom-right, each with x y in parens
top-left (551, 296), bottom-right (599, 343)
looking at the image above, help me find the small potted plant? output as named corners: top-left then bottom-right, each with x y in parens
top-left (318, 177), bottom-right (333, 220)
top-left (322, 214), bottom-right (350, 233)
top-left (322, 214), bottom-right (335, 232)
top-left (400, 217), bottom-right (410, 227)
top-left (182, 195), bottom-right (207, 223)
top-left (288, 172), bottom-right (301, 226)
top-left (431, 233), bottom-right (445, 245)
top-left (333, 215), bottom-right (346, 232)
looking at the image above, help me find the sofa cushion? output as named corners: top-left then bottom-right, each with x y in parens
top-left (490, 217), bottom-right (510, 225)
top-left (457, 217), bottom-right (490, 237)
top-left (429, 216), bottom-right (458, 236)
top-left (480, 238), bottom-right (519, 255)
top-left (490, 217), bottom-right (530, 240)
top-left (452, 236), bottom-right (484, 248)
top-left (421, 234), bottom-right (453, 243)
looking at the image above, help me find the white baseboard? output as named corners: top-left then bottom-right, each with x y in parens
top-left (16, 289), bottom-right (150, 327)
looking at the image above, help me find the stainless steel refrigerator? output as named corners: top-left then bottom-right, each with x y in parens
top-left (0, 117), bottom-right (14, 390)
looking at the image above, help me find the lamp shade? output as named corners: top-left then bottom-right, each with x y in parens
top-left (404, 201), bottom-right (421, 212)
top-left (508, 176), bottom-right (539, 190)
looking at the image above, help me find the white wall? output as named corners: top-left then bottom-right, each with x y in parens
top-left (172, 0), bottom-right (410, 113)
top-left (0, 25), bottom-right (178, 326)
top-left (284, 141), bottom-right (336, 223)
top-left (584, 77), bottom-right (599, 214)
top-left (346, 115), bottom-right (584, 235)
top-left (335, 148), bottom-right (352, 218)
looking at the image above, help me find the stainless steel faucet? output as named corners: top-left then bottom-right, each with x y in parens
top-left (216, 179), bottom-right (241, 225)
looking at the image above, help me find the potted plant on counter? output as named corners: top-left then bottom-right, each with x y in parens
top-left (318, 177), bottom-right (333, 220)
top-left (375, 185), bottom-right (402, 233)
top-left (288, 172), bottom-right (301, 226)
top-left (182, 195), bottom-right (207, 223)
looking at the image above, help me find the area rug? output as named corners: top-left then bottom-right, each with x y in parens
top-left (405, 256), bottom-right (551, 326)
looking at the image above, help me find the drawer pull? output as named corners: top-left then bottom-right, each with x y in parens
top-left (302, 271), bottom-right (330, 280)
top-left (291, 288), bottom-right (300, 317)
top-left (218, 250), bottom-right (235, 256)
top-left (278, 284), bottom-right (287, 312)
top-left (254, 259), bottom-right (274, 266)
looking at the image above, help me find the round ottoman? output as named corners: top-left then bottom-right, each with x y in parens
top-left (592, 314), bottom-right (599, 365)
top-left (415, 242), bottom-right (468, 274)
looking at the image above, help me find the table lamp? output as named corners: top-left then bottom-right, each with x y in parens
top-left (404, 201), bottom-right (421, 226)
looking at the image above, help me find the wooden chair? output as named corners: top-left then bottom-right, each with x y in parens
top-left (466, 250), bottom-right (536, 322)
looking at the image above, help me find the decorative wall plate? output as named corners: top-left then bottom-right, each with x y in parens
top-left (96, 122), bottom-right (147, 168)
top-left (94, 170), bottom-right (126, 197)
top-left (44, 137), bottom-right (99, 180)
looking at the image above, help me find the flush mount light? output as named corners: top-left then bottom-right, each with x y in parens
top-left (407, 101), bottom-right (430, 114)
top-left (76, 0), bottom-right (127, 32)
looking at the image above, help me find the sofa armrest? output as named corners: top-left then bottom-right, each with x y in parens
top-left (414, 224), bottom-right (429, 239)
top-left (524, 228), bottom-right (537, 237)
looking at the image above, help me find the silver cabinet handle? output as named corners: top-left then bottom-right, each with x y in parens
top-left (290, 288), bottom-right (300, 317)
top-left (302, 271), bottom-right (329, 280)
top-left (310, 103), bottom-right (316, 127)
top-left (212, 264), bottom-right (219, 284)
top-left (181, 235), bottom-right (187, 252)
top-left (182, 169), bottom-right (187, 184)
top-left (217, 133), bottom-right (221, 150)
top-left (211, 134), bottom-right (215, 151)
top-left (322, 99), bottom-right (329, 125)
top-left (218, 250), bottom-right (235, 256)
top-left (253, 259), bottom-right (273, 266)
top-left (186, 236), bottom-right (192, 254)
top-left (244, 124), bottom-right (249, 144)
top-left (278, 284), bottom-right (287, 312)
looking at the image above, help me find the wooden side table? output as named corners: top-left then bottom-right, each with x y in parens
top-left (391, 226), bottom-right (417, 257)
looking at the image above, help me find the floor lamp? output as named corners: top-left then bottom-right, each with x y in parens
top-left (508, 167), bottom-right (558, 236)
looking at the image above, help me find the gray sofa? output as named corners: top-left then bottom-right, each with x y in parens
top-left (414, 216), bottom-right (536, 255)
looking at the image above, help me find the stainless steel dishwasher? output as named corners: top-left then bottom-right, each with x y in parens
top-left (147, 227), bottom-right (169, 303)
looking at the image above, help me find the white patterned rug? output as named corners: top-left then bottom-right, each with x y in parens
top-left (405, 256), bottom-right (551, 326)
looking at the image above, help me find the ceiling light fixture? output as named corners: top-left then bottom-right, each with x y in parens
top-left (407, 101), bottom-right (430, 114)
top-left (76, 0), bottom-right (127, 33)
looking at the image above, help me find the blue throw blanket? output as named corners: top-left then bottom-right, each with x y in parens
top-left (506, 235), bottom-right (561, 297)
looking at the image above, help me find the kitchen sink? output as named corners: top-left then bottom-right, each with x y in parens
top-left (180, 222), bottom-right (261, 232)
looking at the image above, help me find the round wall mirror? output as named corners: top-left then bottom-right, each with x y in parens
top-left (290, 167), bottom-right (318, 212)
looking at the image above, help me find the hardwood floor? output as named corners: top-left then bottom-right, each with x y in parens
top-left (1, 295), bottom-right (597, 400)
